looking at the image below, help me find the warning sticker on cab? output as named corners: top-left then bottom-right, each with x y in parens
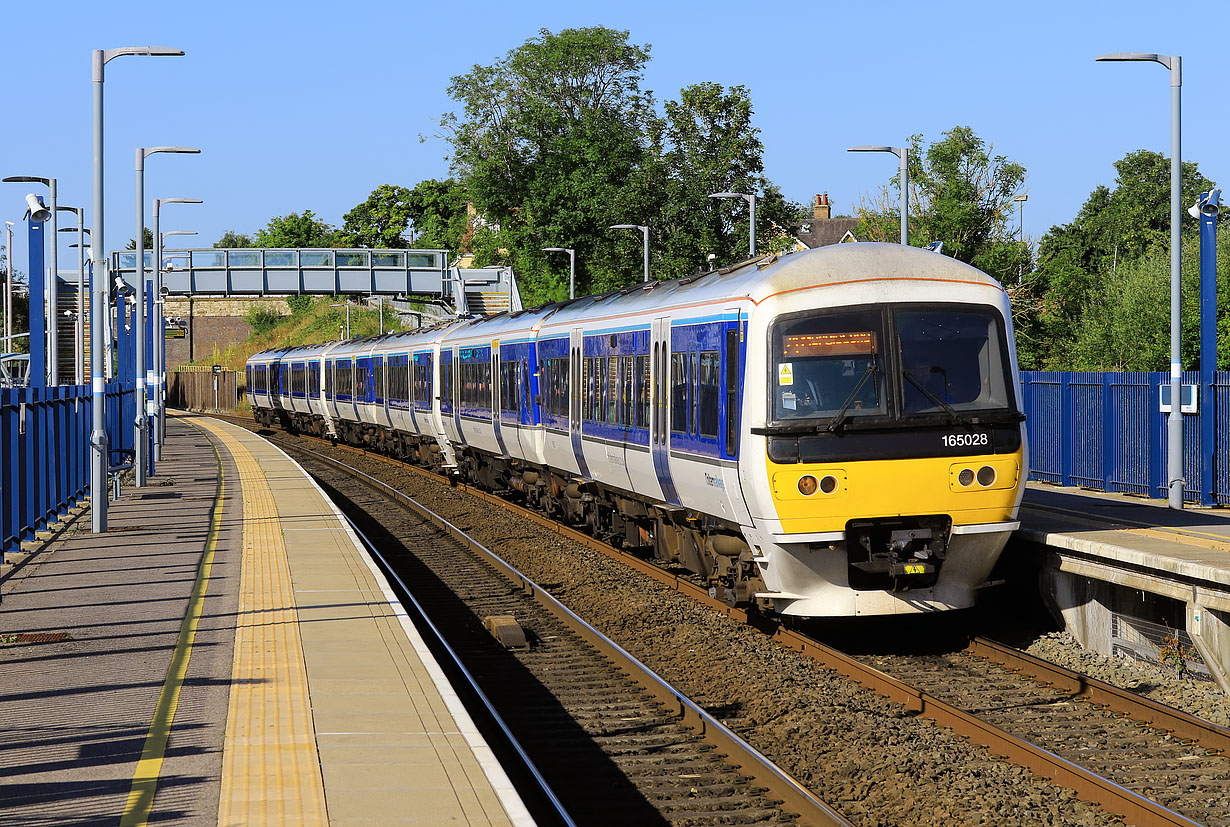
top-left (778, 363), bottom-right (793, 386)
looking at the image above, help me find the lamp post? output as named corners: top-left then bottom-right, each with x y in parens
top-left (3, 176), bottom-right (58, 383)
top-left (332, 302), bottom-right (351, 339)
top-left (1097, 51), bottom-right (1184, 509)
top-left (542, 247), bottom-right (576, 299)
top-left (4, 221), bottom-right (13, 352)
top-left (1014, 193), bottom-right (1028, 285)
top-left (848, 145), bottom-right (909, 245)
top-left (91, 45), bottom-right (186, 533)
top-left (707, 192), bottom-right (758, 257)
top-left (57, 211), bottom-right (86, 385)
top-left (151, 197), bottom-right (200, 461)
top-left (610, 224), bottom-right (650, 282)
top-left (134, 147), bottom-right (199, 485)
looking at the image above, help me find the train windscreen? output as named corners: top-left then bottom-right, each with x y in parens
top-left (770, 304), bottom-right (1014, 427)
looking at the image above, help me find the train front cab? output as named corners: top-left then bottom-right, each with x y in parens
top-left (747, 294), bottom-right (1025, 617)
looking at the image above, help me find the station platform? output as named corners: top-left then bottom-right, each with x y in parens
top-left (1018, 483), bottom-right (1230, 694)
top-left (0, 413), bottom-right (531, 826)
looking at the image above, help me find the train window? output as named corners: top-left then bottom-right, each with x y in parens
top-left (483, 363), bottom-right (491, 410)
top-left (771, 309), bottom-right (887, 423)
top-left (607, 357), bottom-right (618, 425)
top-left (691, 352), bottom-right (699, 436)
top-left (635, 355), bottom-right (649, 428)
top-left (560, 355), bottom-right (569, 418)
top-left (895, 308), bottom-right (1013, 414)
top-left (325, 361), bottom-right (333, 397)
top-left (725, 329), bottom-right (739, 457)
top-left (671, 353), bottom-right (688, 433)
top-left (699, 351), bottom-right (720, 438)
top-left (374, 356), bottom-right (385, 404)
top-left (621, 356), bottom-right (634, 427)
top-left (521, 360), bottom-right (529, 414)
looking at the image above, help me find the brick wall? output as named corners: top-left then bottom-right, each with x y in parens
top-left (164, 297), bottom-right (290, 369)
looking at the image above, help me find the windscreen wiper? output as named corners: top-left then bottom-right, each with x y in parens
top-left (902, 369), bottom-right (972, 424)
top-left (826, 362), bottom-right (877, 433)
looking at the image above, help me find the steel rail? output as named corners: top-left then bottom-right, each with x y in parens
top-left (223, 414), bottom-right (1207, 826)
top-left (275, 432), bottom-right (852, 827)
top-left (967, 636), bottom-right (1230, 755)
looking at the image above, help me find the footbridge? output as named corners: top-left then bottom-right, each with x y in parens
top-left (110, 247), bottom-right (523, 316)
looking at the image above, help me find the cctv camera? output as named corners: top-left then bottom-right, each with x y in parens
top-left (159, 285), bottom-right (170, 298)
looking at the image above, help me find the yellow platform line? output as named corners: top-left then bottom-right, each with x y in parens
top-left (120, 429), bottom-right (225, 827)
top-left (198, 419), bottom-right (328, 827)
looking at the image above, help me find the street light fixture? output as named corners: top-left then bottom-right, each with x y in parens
top-left (3, 221), bottom-right (13, 352)
top-left (848, 145), bottom-right (909, 245)
top-left (707, 192), bottom-right (758, 257)
top-left (610, 224), bottom-right (650, 282)
top-left (90, 45), bottom-right (186, 533)
top-left (134, 147), bottom-right (199, 485)
top-left (1097, 50), bottom-right (1184, 509)
top-left (5, 176), bottom-right (59, 384)
top-left (331, 302), bottom-right (352, 339)
top-left (57, 209), bottom-right (87, 385)
top-left (151, 197), bottom-right (201, 463)
top-left (542, 247), bottom-right (576, 299)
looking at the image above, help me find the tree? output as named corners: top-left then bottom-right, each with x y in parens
top-left (441, 28), bottom-right (797, 303)
top-left (403, 179), bottom-right (468, 256)
top-left (648, 83), bottom-right (801, 274)
top-left (215, 230), bottom-right (254, 248)
top-left (443, 26), bottom-right (656, 302)
top-left (126, 228), bottom-right (154, 250)
top-left (853, 127), bottom-right (1029, 280)
top-left (253, 210), bottom-right (342, 248)
top-left (340, 185), bottom-right (413, 249)
top-left (1024, 150), bottom-right (1218, 369)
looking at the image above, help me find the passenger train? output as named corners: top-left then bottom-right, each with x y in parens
top-left (248, 243), bottom-right (1027, 618)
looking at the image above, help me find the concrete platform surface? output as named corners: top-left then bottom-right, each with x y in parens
top-left (0, 413), bottom-right (531, 826)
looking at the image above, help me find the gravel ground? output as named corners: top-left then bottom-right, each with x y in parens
top-left (333, 452), bottom-right (1125, 827)
top-left (1024, 631), bottom-right (1230, 727)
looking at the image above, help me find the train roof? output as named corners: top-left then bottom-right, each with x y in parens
top-left (247, 244), bottom-right (1004, 363)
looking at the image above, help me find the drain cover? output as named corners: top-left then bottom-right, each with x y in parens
top-left (3, 632), bottom-right (70, 645)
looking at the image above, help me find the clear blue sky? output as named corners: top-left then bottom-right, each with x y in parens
top-left (2, 0), bottom-right (1225, 275)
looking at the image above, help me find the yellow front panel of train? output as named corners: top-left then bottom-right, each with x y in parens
top-left (768, 450), bottom-right (1022, 533)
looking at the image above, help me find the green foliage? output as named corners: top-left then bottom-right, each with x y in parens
top-left (1063, 231), bottom-right (1230, 371)
top-left (404, 179), bottom-right (469, 256)
top-left (854, 126), bottom-right (1030, 285)
top-left (340, 184), bottom-right (414, 248)
top-left (125, 228), bottom-right (155, 250)
top-left (215, 230), bottom-right (254, 248)
top-left (439, 27), bottom-right (798, 304)
top-left (244, 305), bottom-right (283, 335)
top-left (253, 210), bottom-right (343, 248)
top-left (286, 294), bottom-right (314, 315)
top-left (1021, 150), bottom-right (1220, 369)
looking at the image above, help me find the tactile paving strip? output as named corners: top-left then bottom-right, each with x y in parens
top-left (205, 422), bottom-right (328, 826)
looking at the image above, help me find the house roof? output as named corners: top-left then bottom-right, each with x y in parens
top-left (795, 217), bottom-right (859, 248)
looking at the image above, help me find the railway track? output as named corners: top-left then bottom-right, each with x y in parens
top-left (260, 423), bottom-right (848, 826)
top-left (213, 412), bottom-right (1230, 826)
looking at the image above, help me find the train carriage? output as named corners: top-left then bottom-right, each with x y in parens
top-left (249, 243), bottom-right (1026, 619)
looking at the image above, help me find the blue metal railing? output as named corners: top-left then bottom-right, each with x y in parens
top-left (1, 381), bottom-right (138, 556)
top-left (1021, 370), bottom-right (1228, 505)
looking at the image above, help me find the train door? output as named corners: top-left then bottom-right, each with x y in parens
top-left (720, 308), bottom-right (752, 524)
top-left (569, 327), bottom-right (590, 477)
top-left (651, 317), bottom-right (680, 506)
top-left (491, 343), bottom-right (509, 457)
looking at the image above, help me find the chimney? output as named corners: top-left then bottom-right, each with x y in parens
top-left (813, 192), bottom-right (831, 220)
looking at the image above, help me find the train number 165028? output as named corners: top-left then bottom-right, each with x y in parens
top-left (942, 432), bottom-right (989, 448)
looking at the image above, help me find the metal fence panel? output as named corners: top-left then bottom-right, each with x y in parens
top-left (1022, 370), bottom-right (1226, 504)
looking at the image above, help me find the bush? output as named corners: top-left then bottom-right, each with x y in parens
top-left (244, 306), bottom-right (283, 335)
top-left (286, 294), bottom-right (313, 315)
